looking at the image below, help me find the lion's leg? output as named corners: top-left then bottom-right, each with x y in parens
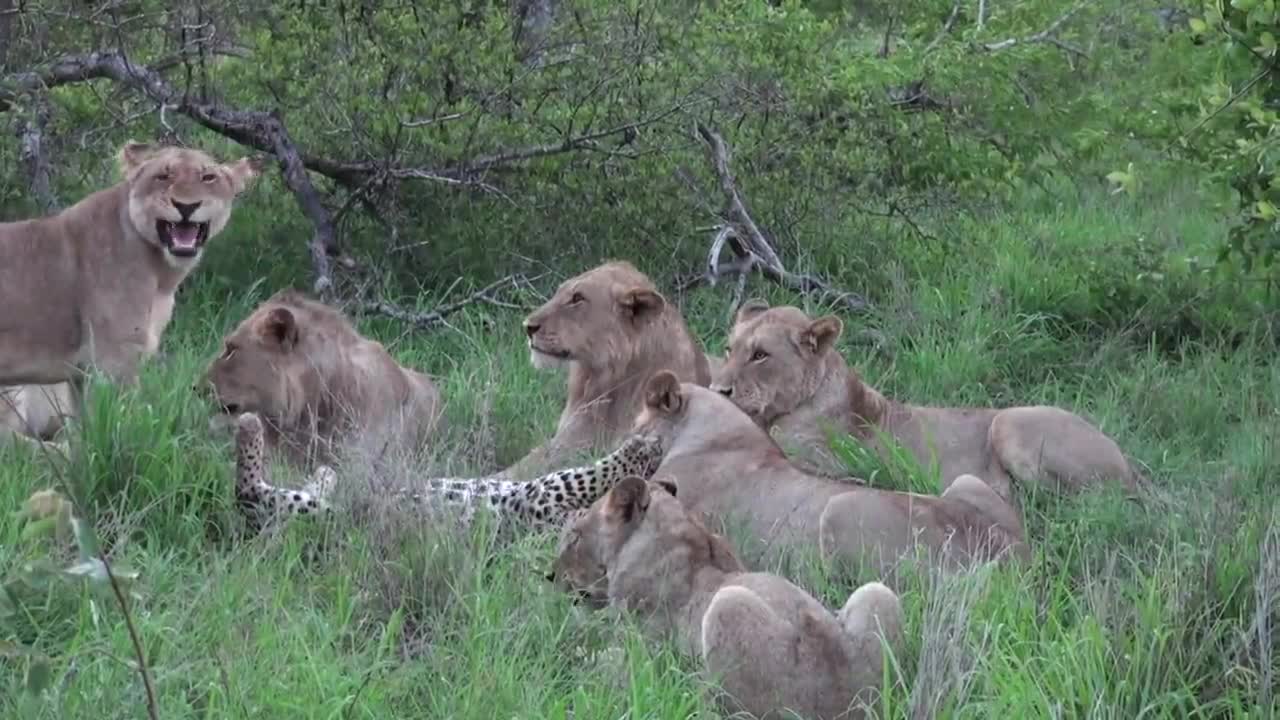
top-left (818, 490), bottom-right (917, 580)
top-left (701, 585), bottom-right (861, 720)
top-left (835, 581), bottom-right (905, 670)
top-left (989, 406), bottom-right (1137, 497)
top-left (940, 474), bottom-right (1032, 565)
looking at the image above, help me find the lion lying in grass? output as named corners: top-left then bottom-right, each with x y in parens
top-left (549, 475), bottom-right (905, 720)
top-left (711, 301), bottom-right (1141, 503)
top-left (633, 370), bottom-right (1031, 577)
top-left (509, 260), bottom-right (713, 477)
top-left (200, 290), bottom-right (445, 469)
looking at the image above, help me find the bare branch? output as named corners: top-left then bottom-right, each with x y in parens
top-left (400, 111), bottom-right (467, 128)
top-left (692, 123), bottom-right (871, 316)
top-left (977, 0), bottom-right (988, 32)
top-left (980, 2), bottom-right (1090, 58)
top-left (356, 274), bottom-right (534, 331)
top-left (15, 96), bottom-right (57, 213)
top-left (924, 0), bottom-right (963, 56)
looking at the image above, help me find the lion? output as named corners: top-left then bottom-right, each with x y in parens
top-left (198, 289), bottom-right (445, 470)
top-left (548, 475), bottom-right (906, 720)
top-left (710, 301), bottom-right (1141, 503)
top-left (0, 141), bottom-right (262, 447)
top-left (630, 370), bottom-right (1032, 578)
top-left (508, 260), bottom-right (712, 477)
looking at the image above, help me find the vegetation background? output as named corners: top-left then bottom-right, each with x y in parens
top-left (2, 0), bottom-right (1278, 717)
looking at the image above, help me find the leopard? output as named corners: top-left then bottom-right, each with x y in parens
top-left (233, 411), bottom-right (665, 533)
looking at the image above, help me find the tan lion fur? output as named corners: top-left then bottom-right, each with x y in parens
top-left (711, 301), bottom-right (1141, 503)
top-left (549, 475), bottom-right (905, 720)
top-left (0, 141), bottom-right (261, 448)
top-left (509, 260), bottom-right (712, 477)
top-left (199, 289), bottom-right (444, 470)
top-left (632, 371), bottom-right (1032, 578)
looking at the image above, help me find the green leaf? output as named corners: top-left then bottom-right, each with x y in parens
top-left (1256, 199), bottom-right (1277, 219)
top-left (70, 516), bottom-right (101, 563)
top-left (1189, 17), bottom-right (1209, 34)
top-left (19, 517), bottom-right (58, 543)
top-left (1232, 0), bottom-right (1258, 10)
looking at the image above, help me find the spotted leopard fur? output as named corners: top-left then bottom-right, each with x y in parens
top-left (234, 412), bottom-right (664, 532)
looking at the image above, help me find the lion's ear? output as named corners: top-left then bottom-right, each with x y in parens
top-left (260, 307), bottom-right (300, 352)
top-left (227, 155), bottom-right (267, 194)
top-left (118, 141), bottom-right (156, 177)
top-left (617, 287), bottom-right (665, 322)
top-left (644, 370), bottom-right (684, 415)
top-left (800, 315), bottom-right (843, 355)
top-left (734, 298), bottom-right (770, 326)
top-left (605, 476), bottom-right (651, 524)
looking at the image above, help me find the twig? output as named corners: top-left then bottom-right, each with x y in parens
top-left (400, 111), bottom-right (466, 128)
top-left (99, 551), bottom-right (159, 720)
top-left (980, 2), bottom-right (1090, 58)
top-left (357, 274), bottom-right (532, 330)
top-left (977, 0), bottom-right (988, 32)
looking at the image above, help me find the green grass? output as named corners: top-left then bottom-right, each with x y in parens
top-left (3, 171), bottom-right (1279, 718)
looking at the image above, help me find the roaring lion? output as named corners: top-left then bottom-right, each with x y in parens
top-left (549, 475), bottom-right (906, 720)
top-left (631, 370), bottom-right (1031, 577)
top-left (0, 141), bottom-right (262, 447)
top-left (199, 289), bottom-right (445, 469)
top-left (508, 260), bottom-right (712, 477)
top-left (710, 301), bottom-right (1141, 502)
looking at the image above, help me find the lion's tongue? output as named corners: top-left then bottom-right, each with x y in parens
top-left (170, 223), bottom-right (200, 249)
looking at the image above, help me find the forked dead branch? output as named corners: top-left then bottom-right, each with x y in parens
top-left (690, 122), bottom-right (872, 319)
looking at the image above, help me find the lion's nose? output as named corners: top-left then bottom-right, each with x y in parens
top-left (172, 200), bottom-right (201, 220)
top-left (710, 384), bottom-right (733, 398)
top-left (524, 321), bottom-right (540, 339)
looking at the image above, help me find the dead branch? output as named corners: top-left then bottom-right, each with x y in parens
top-left (692, 123), bottom-right (871, 319)
top-left (356, 274), bottom-right (532, 331)
top-left (923, 0), bottom-right (963, 56)
top-left (980, 2), bottom-right (1090, 58)
top-left (15, 95), bottom-right (56, 213)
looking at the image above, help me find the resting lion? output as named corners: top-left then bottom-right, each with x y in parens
top-left (199, 289), bottom-right (445, 469)
top-left (0, 141), bottom-right (262, 448)
top-left (632, 370), bottom-right (1031, 577)
top-left (509, 260), bottom-right (712, 477)
top-left (549, 475), bottom-right (905, 720)
top-left (710, 301), bottom-right (1141, 503)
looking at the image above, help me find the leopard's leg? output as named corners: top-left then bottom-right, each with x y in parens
top-left (235, 412), bottom-right (332, 530)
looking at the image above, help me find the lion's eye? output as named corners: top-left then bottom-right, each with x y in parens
top-left (568, 292), bottom-right (585, 305)
top-left (222, 343), bottom-right (238, 360)
top-left (154, 172), bottom-right (171, 182)
top-left (202, 172), bottom-right (218, 183)
top-left (751, 349), bottom-right (769, 362)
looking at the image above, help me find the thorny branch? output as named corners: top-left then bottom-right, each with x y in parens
top-left (691, 122), bottom-right (871, 319)
top-left (356, 273), bottom-right (536, 331)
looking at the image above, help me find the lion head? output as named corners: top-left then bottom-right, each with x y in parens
top-left (199, 290), bottom-right (351, 436)
top-left (547, 474), bottom-right (741, 607)
top-left (709, 301), bottom-right (843, 427)
top-left (522, 261), bottom-right (679, 372)
top-left (118, 141), bottom-right (263, 268)
top-left (631, 368), bottom-right (781, 461)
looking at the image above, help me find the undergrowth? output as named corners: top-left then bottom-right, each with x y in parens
top-left (2, 170), bottom-right (1278, 718)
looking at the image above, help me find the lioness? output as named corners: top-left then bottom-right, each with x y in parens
top-left (0, 141), bottom-right (262, 447)
top-left (549, 475), bottom-right (905, 720)
top-left (711, 301), bottom-right (1141, 502)
top-left (633, 370), bottom-right (1031, 577)
top-left (199, 289), bottom-right (445, 469)
top-left (510, 260), bottom-right (712, 476)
